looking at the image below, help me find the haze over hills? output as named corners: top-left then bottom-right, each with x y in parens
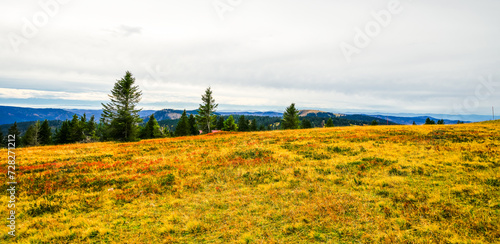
top-left (0, 105), bottom-right (478, 126)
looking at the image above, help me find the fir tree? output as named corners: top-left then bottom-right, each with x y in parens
top-left (301, 119), bottom-right (312, 129)
top-left (371, 120), bottom-right (379, 126)
top-left (412, 121), bottom-right (416, 125)
top-left (249, 118), bottom-right (258, 131)
top-left (196, 87), bottom-right (218, 134)
top-left (39, 119), bottom-right (52, 145)
top-left (189, 114), bottom-right (199, 135)
top-left (142, 114), bottom-right (163, 139)
top-left (55, 120), bottom-right (71, 144)
top-left (282, 103), bottom-right (300, 130)
top-left (22, 121), bottom-right (40, 146)
top-left (0, 130), bottom-right (4, 148)
top-left (8, 122), bottom-right (22, 147)
top-left (238, 115), bottom-right (249, 132)
top-left (325, 118), bottom-right (334, 127)
top-left (425, 118), bottom-right (435, 125)
top-left (69, 114), bottom-right (84, 142)
top-left (101, 71), bottom-right (143, 141)
top-left (216, 116), bottom-right (225, 130)
top-left (223, 115), bottom-right (238, 131)
top-left (176, 110), bottom-right (190, 136)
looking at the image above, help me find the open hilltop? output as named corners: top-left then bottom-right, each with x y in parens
top-left (1, 121), bottom-right (499, 243)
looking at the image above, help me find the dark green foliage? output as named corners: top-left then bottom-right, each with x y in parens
top-left (223, 115), bottom-right (238, 131)
top-left (282, 103), bottom-right (300, 130)
top-left (216, 116), bottom-right (225, 130)
top-left (8, 122), bottom-right (22, 147)
top-left (249, 118), bottom-right (258, 131)
top-left (196, 87), bottom-right (218, 134)
top-left (22, 121), bottom-right (40, 146)
top-left (70, 114), bottom-right (84, 142)
top-left (325, 118), bottom-right (334, 127)
top-left (238, 115), bottom-right (249, 132)
top-left (55, 120), bottom-right (71, 144)
top-left (371, 120), bottom-right (379, 126)
top-left (301, 119), bottom-right (312, 129)
top-left (101, 71), bottom-right (143, 141)
top-left (141, 114), bottom-right (163, 139)
top-left (85, 115), bottom-right (98, 141)
top-left (39, 119), bottom-right (52, 145)
top-left (425, 118), bottom-right (436, 125)
top-left (437, 119), bottom-right (445, 125)
top-left (412, 121), bottom-right (416, 125)
top-left (189, 114), bottom-right (199, 135)
top-left (175, 110), bottom-right (190, 137)
top-left (0, 130), bottom-right (3, 148)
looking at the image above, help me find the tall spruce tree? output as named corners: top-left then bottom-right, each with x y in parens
top-left (69, 114), bottom-right (84, 142)
top-left (196, 87), bottom-right (218, 134)
top-left (142, 114), bottom-right (162, 139)
top-left (189, 114), bottom-right (199, 135)
top-left (223, 115), bottom-right (238, 131)
top-left (8, 122), bottom-right (22, 147)
top-left (102, 71), bottom-right (143, 141)
top-left (301, 119), bottom-right (312, 129)
top-left (216, 116), bottom-right (225, 130)
top-left (175, 110), bottom-right (190, 137)
top-left (238, 115), bottom-right (249, 132)
top-left (0, 130), bottom-right (4, 148)
top-left (22, 121), bottom-right (40, 146)
top-left (282, 103), bottom-right (300, 130)
top-left (249, 118), bottom-right (258, 131)
top-left (325, 118), bottom-right (334, 127)
top-left (55, 120), bottom-right (71, 144)
top-left (39, 119), bottom-right (52, 145)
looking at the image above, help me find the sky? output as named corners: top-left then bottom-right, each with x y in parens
top-left (0, 0), bottom-right (499, 116)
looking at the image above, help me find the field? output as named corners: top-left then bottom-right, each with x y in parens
top-left (1, 121), bottom-right (499, 243)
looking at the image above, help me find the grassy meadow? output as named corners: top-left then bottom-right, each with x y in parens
top-left (1, 121), bottom-right (499, 243)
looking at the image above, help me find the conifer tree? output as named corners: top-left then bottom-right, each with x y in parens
top-left (325, 118), bottom-right (334, 127)
top-left (39, 119), bottom-right (52, 145)
top-left (196, 87), bottom-right (218, 134)
top-left (69, 114), bottom-right (84, 142)
top-left (301, 119), bottom-right (312, 129)
top-left (282, 103), bottom-right (300, 130)
top-left (101, 71), bottom-right (143, 141)
top-left (0, 130), bottom-right (4, 148)
top-left (216, 116), bottom-right (225, 130)
top-left (8, 122), bottom-right (22, 147)
top-left (249, 118), bottom-right (258, 131)
top-left (55, 120), bottom-right (71, 144)
top-left (189, 114), bottom-right (199, 135)
top-left (238, 115), bottom-right (249, 132)
top-left (223, 115), bottom-right (238, 131)
top-left (371, 120), bottom-right (379, 126)
top-left (22, 121), bottom-right (40, 146)
top-left (176, 110), bottom-right (190, 136)
top-left (142, 114), bottom-right (162, 139)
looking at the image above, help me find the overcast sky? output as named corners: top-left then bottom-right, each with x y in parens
top-left (0, 0), bottom-right (499, 115)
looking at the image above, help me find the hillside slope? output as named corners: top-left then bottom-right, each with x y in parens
top-left (1, 122), bottom-right (499, 243)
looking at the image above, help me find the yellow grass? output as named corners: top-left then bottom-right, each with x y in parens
top-left (1, 121), bottom-right (499, 243)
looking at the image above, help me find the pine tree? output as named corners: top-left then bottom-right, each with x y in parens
top-left (412, 121), bottom-right (416, 125)
top-left (437, 119), bottom-right (445, 125)
top-left (371, 120), bottom-right (379, 126)
top-left (69, 114), bottom-right (84, 142)
top-left (282, 103), bottom-right (300, 130)
top-left (223, 115), bottom-right (238, 131)
top-left (425, 118), bottom-right (435, 125)
top-left (176, 110), bottom-right (190, 137)
top-left (55, 120), bottom-right (71, 144)
top-left (196, 87), bottom-right (218, 134)
top-left (325, 118), bottom-right (334, 127)
top-left (101, 71), bottom-right (143, 141)
top-left (249, 118), bottom-right (258, 131)
top-left (142, 114), bottom-right (162, 139)
top-left (8, 122), bottom-right (22, 147)
top-left (22, 121), bottom-right (40, 146)
top-left (0, 130), bottom-right (4, 148)
top-left (189, 114), bottom-right (199, 135)
top-left (216, 116), bottom-right (225, 130)
top-left (86, 115), bottom-right (98, 141)
top-left (301, 119), bottom-right (312, 129)
top-left (39, 119), bottom-right (52, 145)
top-left (238, 115), bottom-right (249, 132)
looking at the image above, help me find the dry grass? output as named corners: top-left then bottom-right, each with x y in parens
top-left (1, 121), bottom-right (499, 243)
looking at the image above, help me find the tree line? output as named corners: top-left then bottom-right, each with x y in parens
top-left (0, 71), bottom-right (455, 148)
